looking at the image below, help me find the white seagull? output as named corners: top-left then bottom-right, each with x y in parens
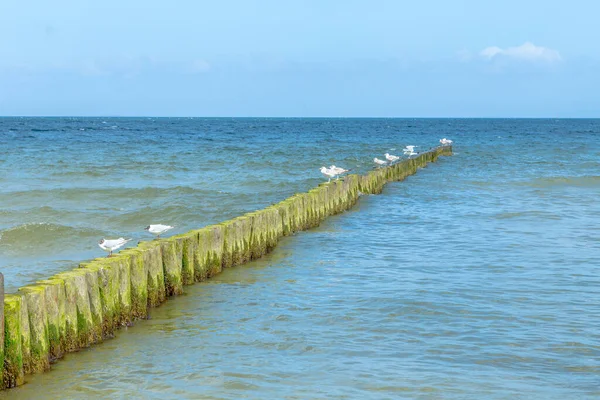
top-left (373, 157), bottom-right (387, 167)
top-left (145, 224), bottom-right (174, 239)
top-left (329, 165), bottom-right (351, 178)
top-left (320, 166), bottom-right (337, 182)
top-left (98, 238), bottom-right (131, 257)
top-left (440, 138), bottom-right (453, 145)
top-left (384, 153), bottom-right (400, 164)
top-left (402, 145), bottom-right (417, 153)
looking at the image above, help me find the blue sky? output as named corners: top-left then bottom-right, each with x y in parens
top-left (1, 0), bottom-right (598, 117)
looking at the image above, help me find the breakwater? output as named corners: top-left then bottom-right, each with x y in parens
top-left (1, 146), bottom-right (452, 389)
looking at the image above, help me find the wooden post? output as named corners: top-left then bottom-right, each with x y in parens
top-left (1, 271), bottom-right (4, 337)
top-left (1, 272), bottom-right (5, 387)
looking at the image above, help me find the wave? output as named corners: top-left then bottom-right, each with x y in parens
top-left (521, 176), bottom-right (600, 188)
top-left (13, 125), bottom-right (147, 134)
top-left (1, 186), bottom-right (208, 201)
top-left (0, 223), bottom-right (105, 253)
top-left (0, 206), bottom-right (66, 218)
top-left (50, 170), bottom-right (105, 178)
top-left (30, 128), bottom-right (56, 132)
top-left (494, 211), bottom-right (562, 220)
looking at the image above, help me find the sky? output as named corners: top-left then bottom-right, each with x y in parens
top-left (1, 0), bottom-right (599, 117)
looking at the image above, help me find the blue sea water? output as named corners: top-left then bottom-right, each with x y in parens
top-left (1, 118), bottom-right (599, 398)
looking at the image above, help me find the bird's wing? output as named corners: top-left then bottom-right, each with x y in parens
top-left (150, 224), bottom-right (172, 231)
top-left (104, 238), bottom-right (130, 248)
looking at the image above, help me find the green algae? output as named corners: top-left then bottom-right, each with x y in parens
top-left (178, 233), bottom-right (197, 286)
top-left (3, 294), bottom-right (24, 388)
top-left (34, 279), bottom-right (65, 362)
top-left (79, 256), bottom-right (133, 337)
top-left (54, 270), bottom-right (94, 349)
top-left (195, 225), bottom-right (225, 280)
top-left (247, 207), bottom-right (282, 260)
top-left (0, 273), bottom-right (3, 389)
top-left (50, 276), bottom-right (78, 353)
top-left (18, 292), bottom-right (31, 375)
top-left (221, 216), bottom-right (252, 269)
top-left (119, 248), bottom-right (148, 320)
top-left (138, 241), bottom-right (166, 308)
top-left (79, 266), bottom-right (104, 343)
top-left (160, 238), bottom-right (184, 297)
top-left (17, 286), bottom-right (50, 374)
top-left (264, 206), bottom-right (283, 251)
top-left (247, 211), bottom-right (267, 260)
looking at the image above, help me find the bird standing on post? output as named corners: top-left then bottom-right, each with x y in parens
top-left (98, 238), bottom-right (131, 257)
top-left (403, 145), bottom-right (418, 157)
top-left (374, 158), bottom-right (387, 167)
top-left (145, 224), bottom-right (174, 239)
top-left (384, 153), bottom-right (400, 164)
top-left (320, 166), bottom-right (337, 182)
top-left (329, 165), bottom-right (351, 179)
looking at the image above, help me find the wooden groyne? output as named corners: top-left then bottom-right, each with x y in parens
top-left (1, 146), bottom-right (452, 389)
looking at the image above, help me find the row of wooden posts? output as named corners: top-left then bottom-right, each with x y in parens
top-left (0, 146), bottom-right (452, 389)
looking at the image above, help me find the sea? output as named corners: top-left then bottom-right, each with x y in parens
top-left (0, 118), bottom-right (599, 399)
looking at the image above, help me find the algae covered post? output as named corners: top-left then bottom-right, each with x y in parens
top-left (0, 272), bottom-right (4, 387)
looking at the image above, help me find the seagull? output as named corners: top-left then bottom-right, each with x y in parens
top-left (374, 157), bottom-right (387, 167)
top-left (320, 166), bottom-right (337, 182)
top-left (329, 165), bottom-right (351, 179)
top-left (384, 153), bottom-right (400, 164)
top-left (329, 165), bottom-right (349, 174)
top-left (440, 138), bottom-right (453, 145)
top-left (145, 224), bottom-right (174, 239)
top-left (98, 238), bottom-right (131, 257)
top-left (402, 145), bottom-right (417, 153)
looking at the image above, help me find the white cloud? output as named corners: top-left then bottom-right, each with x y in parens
top-left (480, 46), bottom-right (503, 59)
top-left (480, 42), bottom-right (562, 63)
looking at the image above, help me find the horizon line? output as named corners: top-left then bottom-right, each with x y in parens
top-left (1, 115), bottom-right (599, 119)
